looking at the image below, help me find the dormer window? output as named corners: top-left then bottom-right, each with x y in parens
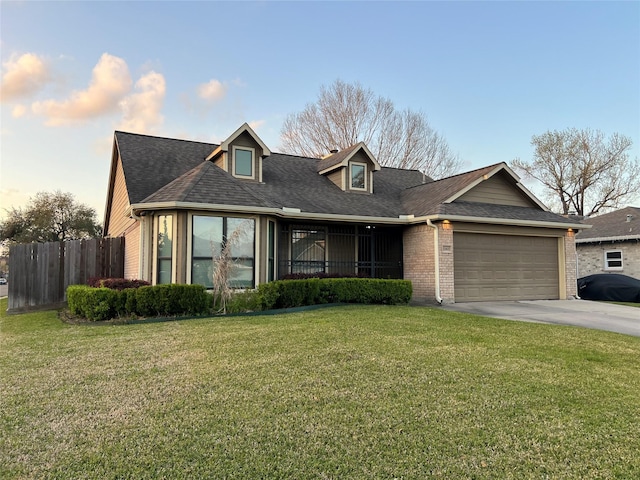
top-left (233, 146), bottom-right (255, 179)
top-left (350, 162), bottom-right (367, 190)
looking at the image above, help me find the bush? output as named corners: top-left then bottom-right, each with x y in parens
top-left (67, 285), bottom-right (119, 321)
top-left (257, 278), bottom-right (412, 309)
top-left (225, 289), bottom-right (263, 314)
top-left (67, 284), bottom-right (212, 321)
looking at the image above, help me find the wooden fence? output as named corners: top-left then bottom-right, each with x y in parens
top-left (7, 237), bottom-right (124, 312)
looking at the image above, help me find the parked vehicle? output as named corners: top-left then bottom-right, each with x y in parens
top-left (577, 274), bottom-right (640, 303)
top-left (0, 278), bottom-right (7, 285)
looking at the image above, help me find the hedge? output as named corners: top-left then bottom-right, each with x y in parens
top-left (67, 284), bottom-right (212, 321)
top-left (257, 278), bottom-right (412, 310)
top-left (67, 278), bottom-right (412, 321)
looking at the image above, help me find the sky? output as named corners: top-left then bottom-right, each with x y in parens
top-left (1, 0), bottom-right (639, 224)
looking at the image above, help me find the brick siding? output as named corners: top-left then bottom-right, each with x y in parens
top-left (577, 241), bottom-right (640, 280)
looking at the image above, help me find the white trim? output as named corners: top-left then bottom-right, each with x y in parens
top-left (232, 145), bottom-right (256, 179)
top-left (153, 213), bottom-right (176, 285)
top-left (206, 122), bottom-right (271, 161)
top-left (186, 212), bottom-right (258, 288)
top-left (349, 161), bottom-right (368, 191)
top-left (130, 202), bottom-right (586, 230)
top-left (604, 249), bottom-right (624, 271)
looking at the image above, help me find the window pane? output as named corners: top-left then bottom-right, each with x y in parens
top-left (227, 218), bottom-right (255, 258)
top-left (157, 215), bottom-right (172, 257)
top-left (235, 148), bottom-right (253, 177)
top-left (158, 259), bottom-right (172, 284)
top-left (605, 251), bottom-right (623, 269)
top-left (157, 215), bottom-right (172, 284)
top-left (192, 258), bottom-right (214, 288)
top-left (193, 216), bottom-right (223, 258)
top-left (351, 164), bottom-right (365, 189)
top-left (229, 259), bottom-right (254, 288)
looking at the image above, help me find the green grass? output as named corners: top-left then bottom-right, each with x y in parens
top-left (1, 298), bottom-right (639, 479)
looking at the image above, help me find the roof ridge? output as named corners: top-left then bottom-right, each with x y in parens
top-left (115, 130), bottom-right (219, 147)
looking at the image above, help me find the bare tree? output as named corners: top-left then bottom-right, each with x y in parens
top-left (512, 128), bottom-right (639, 217)
top-left (280, 80), bottom-right (462, 179)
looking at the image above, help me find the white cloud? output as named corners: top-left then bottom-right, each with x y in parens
top-left (117, 71), bottom-right (166, 134)
top-left (31, 53), bottom-right (132, 126)
top-left (0, 53), bottom-right (51, 102)
top-left (11, 104), bottom-right (27, 118)
top-left (197, 79), bottom-right (227, 102)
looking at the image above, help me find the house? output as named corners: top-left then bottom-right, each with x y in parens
top-left (576, 206), bottom-right (640, 279)
top-left (103, 123), bottom-right (585, 303)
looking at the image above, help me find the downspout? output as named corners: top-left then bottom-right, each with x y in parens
top-left (426, 219), bottom-right (443, 304)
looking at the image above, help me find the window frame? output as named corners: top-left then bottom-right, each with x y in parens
top-left (154, 214), bottom-right (175, 285)
top-left (189, 214), bottom-right (256, 289)
top-left (232, 145), bottom-right (255, 179)
top-left (350, 161), bottom-right (367, 191)
top-left (604, 249), bottom-right (623, 271)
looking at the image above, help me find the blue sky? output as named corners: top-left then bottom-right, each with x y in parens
top-left (1, 1), bottom-right (639, 222)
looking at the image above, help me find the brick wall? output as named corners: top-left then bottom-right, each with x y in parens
top-left (438, 224), bottom-right (455, 303)
top-left (403, 224), bottom-right (435, 302)
top-left (564, 233), bottom-right (578, 298)
top-left (577, 241), bottom-right (640, 280)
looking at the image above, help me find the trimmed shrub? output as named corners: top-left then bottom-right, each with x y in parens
top-left (67, 284), bottom-right (212, 321)
top-left (225, 289), bottom-right (263, 314)
top-left (257, 278), bottom-right (412, 309)
top-left (67, 285), bottom-right (119, 321)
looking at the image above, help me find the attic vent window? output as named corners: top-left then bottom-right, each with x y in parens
top-left (233, 146), bottom-right (254, 179)
top-left (350, 162), bottom-right (366, 190)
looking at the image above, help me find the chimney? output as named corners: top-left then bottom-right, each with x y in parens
top-left (627, 214), bottom-right (633, 223)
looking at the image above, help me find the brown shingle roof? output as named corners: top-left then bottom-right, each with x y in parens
top-left (576, 207), bottom-right (640, 241)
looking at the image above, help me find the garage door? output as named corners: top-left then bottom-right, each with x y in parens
top-left (454, 232), bottom-right (559, 302)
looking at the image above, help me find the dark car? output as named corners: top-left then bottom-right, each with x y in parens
top-left (577, 274), bottom-right (640, 303)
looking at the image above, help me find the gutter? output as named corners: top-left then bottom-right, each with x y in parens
top-left (129, 201), bottom-right (587, 230)
top-left (426, 219), bottom-right (443, 304)
top-left (575, 235), bottom-right (640, 244)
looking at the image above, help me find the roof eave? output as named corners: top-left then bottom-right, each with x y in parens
top-left (128, 202), bottom-right (587, 230)
top-left (576, 234), bottom-right (640, 244)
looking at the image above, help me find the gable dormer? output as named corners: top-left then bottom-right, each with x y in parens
top-left (205, 123), bottom-right (271, 182)
top-left (317, 142), bottom-right (381, 194)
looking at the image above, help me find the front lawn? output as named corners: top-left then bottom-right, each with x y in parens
top-left (1, 298), bottom-right (639, 479)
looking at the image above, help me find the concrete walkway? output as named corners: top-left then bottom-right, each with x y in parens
top-left (439, 299), bottom-right (640, 337)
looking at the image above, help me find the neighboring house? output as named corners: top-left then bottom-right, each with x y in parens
top-left (576, 206), bottom-right (640, 280)
top-left (104, 123), bottom-right (585, 303)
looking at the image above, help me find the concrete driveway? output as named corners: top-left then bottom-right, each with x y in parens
top-left (440, 300), bottom-right (640, 337)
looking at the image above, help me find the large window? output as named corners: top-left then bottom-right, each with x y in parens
top-left (350, 162), bottom-right (366, 190)
top-left (156, 215), bottom-right (173, 284)
top-left (233, 146), bottom-right (254, 178)
top-left (604, 250), bottom-right (623, 271)
top-left (191, 216), bottom-right (255, 288)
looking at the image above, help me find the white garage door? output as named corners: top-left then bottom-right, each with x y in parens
top-left (454, 232), bottom-right (559, 302)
